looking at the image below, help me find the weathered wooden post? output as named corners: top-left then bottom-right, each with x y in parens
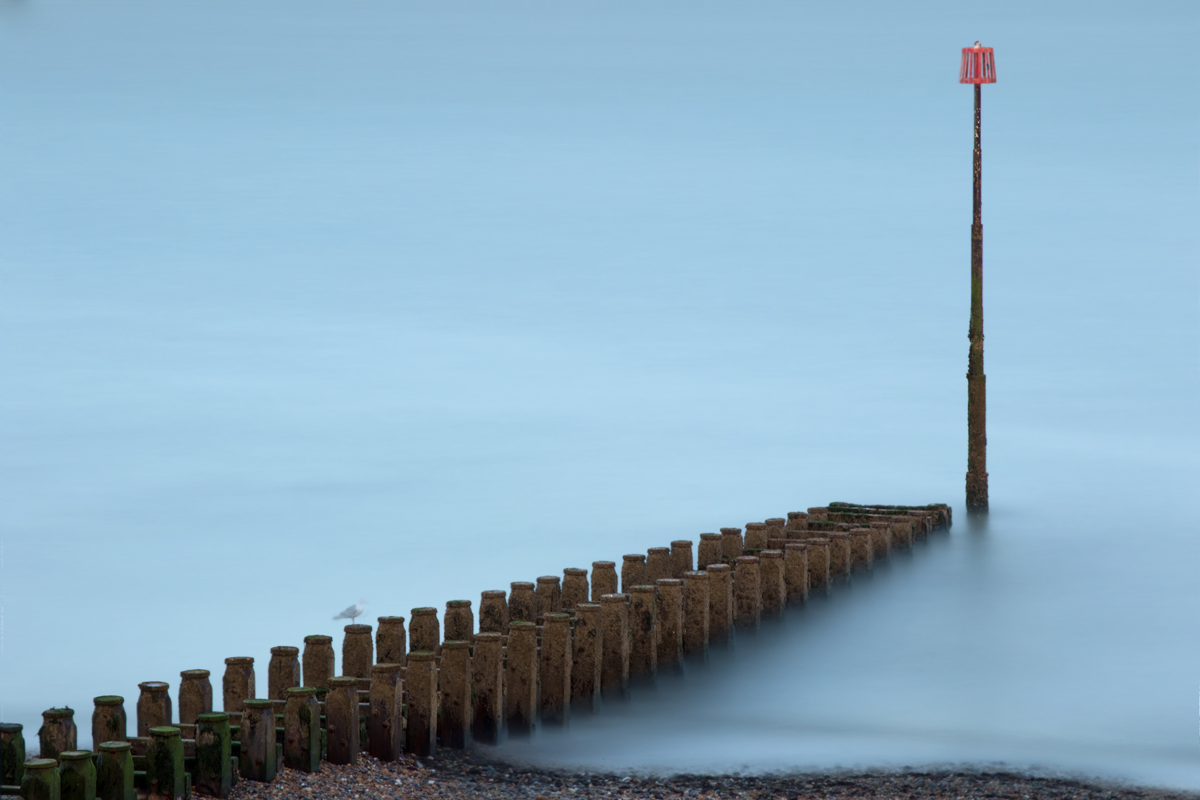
top-left (95, 742), bottom-right (135, 800)
top-left (733, 556), bottom-right (761, 628)
top-left (91, 697), bottom-right (126, 750)
top-left (764, 518), bottom-right (786, 543)
top-left (1, 722), bottom-right (25, 787)
top-left (960, 41), bottom-right (996, 514)
top-left (238, 700), bottom-right (276, 782)
top-left (590, 561), bottom-right (618, 601)
top-left (705, 563), bottom-right (733, 643)
top-left (534, 577), bottom-right (561, 620)
top-left (807, 537), bottom-right (833, 592)
top-left (825, 531), bottom-right (852, 578)
top-left (38, 708), bottom-right (77, 760)
top-left (669, 540), bottom-right (693, 578)
top-left (599, 594), bottom-right (630, 698)
top-left (376, 616), bottom-right (407, 665)
top-left (505, 622), bottom-right (539, 737)
top-left (438, 642), bottom-right (472, 748)
top-left (478, 591), bottom-right (509, 634)
top-left (368, 664), bottom-right (403, 761)
top-left (20, 759), bottom-right (59, 800)
top-left (404, 652), bottom-right (437, 758)
top-left (470, 633), bottom-right (504, 744)
top-left (720, 528), bottom-right (743, 560)
top-left (324, 677), bottom-right (359, 765)
top-left (655, 579), bottom-right (683, 672)
top-left (539, 614), bottom-right (572, 727)
top-left (222, 658), bottom-right (255, 713)
top-left (620, 555), bottom-right (646, 594)
top-left (848, 528), bottom-right (873, 572)
top-left (145, 727), bottom-right (185, 800)
top-left (507, 583), bottom-right (536, 625)
top-left (194, 713), bottom-right (232, 797)
top-left (282, 690), bottom-right (320, 773)
top-left (409, 608), bottom-right (440, 655)
top-left (302, 635), bottom-right (335, 689)
top-left (759, 550), bottom-right (785, 616)
top-left (783, 542), bottom-right (810, 603)
top-left (627, 586), bottom-right (658, 680)
top-left (444, 600), bottom-right (474, 642)
top-left (682, 571), bottom-right (710, 659)
top-left (696, 533), bottom-right (722, 570)
top-left (342, 625), bottom-right (373, 679)
top-left (136, 685), bottom-right (171, 737)
top-left (177, 671), bottom-right (212, 726)
top-left (869, 520), bottom-right (892, 560)
top-left (570, 603), bottom-right (602, 712)
top-left (743, 522), bottom-right (768, 550)
top-left (644, 548), bottom-right (671, 585)
top-left (56, 751), bottom-right (95, 800)
top-left (787, 511), bottom-right (809, 533)
top-left (268, 647), bottom-right (301, 700)
top-left (561, 568), bottom-right (589, 611)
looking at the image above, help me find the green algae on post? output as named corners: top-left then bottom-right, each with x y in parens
top-left (39, 708), bottom-right (77, 761)
top-left (282, 689), bottom-right (321, 773)
top-left (194, 713), bottom-right (231, 798)
top-left (96, 741), bottom-right (135, 800)
top-left (91, 697), bottom-right (126, 751)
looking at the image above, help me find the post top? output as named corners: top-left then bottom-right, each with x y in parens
top-left (270, 646), bottom-right (299, 656)
top-left (196, 712), bottom-right (231, 722)
top-left (344, 624), bottom-right (372, 633)
top-left (670, 540), bottom-right (693, 548)
top-left (224, 657), bottom-right (254, 665)
top-left (656, 578), bottom-right (682, 586)
top-left (377, 615), bottom-right (405, 623)
top-left (0, 722), bottom-right (22, 732)
top-left (304, 634), bottom-right (333, 644)
top-left (591, 560), bottom-right (616, 568)
top-left (622, 554), bottom-right (646, 562)
top-left (411, 607), bottom-right (437, 616)
top-left (447, 599), bottom-right (472, 608)
top-left (59, 750), bottom-right (93, 761)
top-left (960, 43), bottom-right (997, 84)
top-left (682, 570), bottom-right (709, 579)
top-left (42, 707), bottom-right (75, 718)
top-left (699, 532), bottom-right (721, 540)
top-left (647, 547), bottom-right (669, 554)
top-left (93, 695), bottom-right (125, 705)
top-left (563, 567), bottom-right (587, 576)
top-left (25, 759), bottom-right (58, 769)
top-left (719, 527), bottom-right (742, 535)
top-left (599, 593), bottom-right (627, 603)
top-left (535, 576), bottom-right (560, 584)
top-left (735, 555), bottom-right (760, 564)
top-left (285, 687), bottom-right (319, 697)
top-left (328, 676), bottom-right (359, 687)
top-left (442, 639), bottom-right (471, 649)
top-left (765, 518), bottom-right (786, 526)
top-left (543, 613), bottom-right (571, 624)
top-left (138, 682), bottom-right (169, 692)
top-left (98, 741), bottom-right (133, 752)
top-left (745, 522), bottom-right (767, 529)
top-left (760, 549), bottom-right (784, 559)
top-left (629, 584), bottom-right (657, 594)
top-left (148, 726), bottom-right (182, 738)
top-left (243, 699), bottom-right (273, 709)
top-left (180, 669), bottom-right (210, 679)
top-left (481, 590), bottom-right (507, 598)
top-left (706, 563), bottom-right (731, 573)
top-left (509, 582), bottom-right (534, 590)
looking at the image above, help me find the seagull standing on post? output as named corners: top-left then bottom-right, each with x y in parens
top-left (334, 600), bottom-right (365, 623)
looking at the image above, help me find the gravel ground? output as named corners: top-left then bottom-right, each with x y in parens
top-left (227, 749), bottom-right (1197, 800)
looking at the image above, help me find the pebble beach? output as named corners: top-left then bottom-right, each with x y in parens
top-left (227, 750), bottom-right (1198, 800)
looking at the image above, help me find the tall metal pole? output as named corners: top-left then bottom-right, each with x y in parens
top-left (966, 82), bottom-right (988, 512)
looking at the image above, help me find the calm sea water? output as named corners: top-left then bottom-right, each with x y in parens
top-left (1, 0), bottom-right (1197, 790)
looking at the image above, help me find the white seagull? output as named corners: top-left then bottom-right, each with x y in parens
top-left (334, 600), bottom-right (365, 623)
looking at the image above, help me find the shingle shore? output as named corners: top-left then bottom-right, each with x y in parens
top-left (227, 750), bottom-right (1196, 800)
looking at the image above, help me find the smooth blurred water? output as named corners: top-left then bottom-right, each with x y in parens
top-left (1, 0), bottom-right (1197, 790)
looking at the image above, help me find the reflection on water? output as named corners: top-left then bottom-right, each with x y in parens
top-left (0, 0), bottom-right (1197, 791)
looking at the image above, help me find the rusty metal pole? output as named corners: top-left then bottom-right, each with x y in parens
top-left (966, 80), bottom-right (989, 512)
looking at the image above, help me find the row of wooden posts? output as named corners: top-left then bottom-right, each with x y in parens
top-left (1, 502), bottom-right (951, 800)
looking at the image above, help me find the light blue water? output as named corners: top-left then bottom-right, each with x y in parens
top-left (1, 0), bottom-right (1197, 790)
